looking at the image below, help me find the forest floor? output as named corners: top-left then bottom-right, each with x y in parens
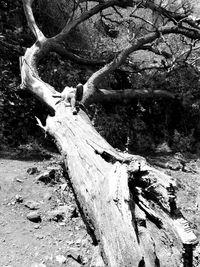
top-left (0, 148), bottom-right (96, 267)
top-left (1, 148), bottom-right (200, 267)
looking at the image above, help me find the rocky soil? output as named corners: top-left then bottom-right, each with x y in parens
top-left (0, 149), bottom-right (99, 267)
top-left (1, 149), bottom-right (200, 267)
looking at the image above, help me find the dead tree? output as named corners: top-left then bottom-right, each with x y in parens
top-left (20, 0), bottom-right (200, 266)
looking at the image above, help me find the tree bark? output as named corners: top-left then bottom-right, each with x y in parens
top-left (20, 43), bottom-right (198, 264)
top-left (20, 1), bottom-right (200, 266)
top-left (41, 103), bottom-right (197, 267)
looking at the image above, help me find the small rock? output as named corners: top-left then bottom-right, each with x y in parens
top-left (80, 256), bottom-right (88, 265)
top-left (71, 207), bottom-right (79, 218)
top-left (48, 205), bottom-right (70, 221)
top-left (43, 192), bottom-right (52, 201)
top-left (35, 169), bottom-right (55, 184)
top-left (27, 211), bottom-right (41, 223)
top-left (47, 209), bottom-right (65, 222)
top-left (75, 239), bottom-right (82, 245)
top-left (60, 183), bottom-right (68, 191)
top-left (16, 178), bottom-right (23, 183)
top-left (27, 167), bottom-right (39, 175)
top-left (24, 200), bottom-right (40, 210)
top-left (35, 234), bottom-right (44, 240)
top-left (168, 159), bottom-right (182, 170)
top-left (55, 255), bottom-right (66, 264)
top-left (59, 222), bottom-right (66, 226)
top-left (34, 225), bottom-right (40, 229)
top-left (15, 195), bottom-right (23, 203)
top-left (67, 248), bottom-right (81, 262)
top-left (183, 160), bottom-right (199, 173)
top-left (35, 171), bottom-right (50, 184)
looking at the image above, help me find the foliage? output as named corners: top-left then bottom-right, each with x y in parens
top-left (91, 64), bottom-right (200, 154)
top-left (172, 130), bottom-right (194, 152)
top-left (91, 103), bottom-right (161, 153)
top-left (0, 56), bottom-right (49, 147)
top-left (1, 0), bottom-right (200, 155)
top-left (39, 53), bottom-right (90, 90)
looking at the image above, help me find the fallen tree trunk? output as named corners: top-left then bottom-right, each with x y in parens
top-left (19, 1), bottom-right (199, 265)
top-left (20, 39), bottom-right (198, 267)
top-left (38, 103), bottom-right (196, 267)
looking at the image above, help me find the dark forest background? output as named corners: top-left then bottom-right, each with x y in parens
top-left (1, 0), bottom-right (200, 155)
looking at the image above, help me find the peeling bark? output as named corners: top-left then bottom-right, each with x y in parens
top-left (39, 104), bottom-right (197, 267)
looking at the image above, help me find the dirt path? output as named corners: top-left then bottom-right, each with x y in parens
top-left (0, 153), bottom-right (94, 267)
top-left (1, 150), bottom-right (200, 266)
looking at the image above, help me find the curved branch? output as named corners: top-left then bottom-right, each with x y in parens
top-left (51, 43), bottom-right (109, 66)
top-left (22, 0), bottom-right (46, 42)
top-left (83, 23), bottom-right (200, 104)
top-left (92, 88), bottom-right (175, 104)
top-left (19, 2), bottom-right (199, 265)
top-left (141, 45), bottom-right (172, 59)
top-left (52, 0), bottom-right (122, 42)
top-left (83, 25), bottom-right (175, 103)
top-left (20, 47), bottom-right (58, 111)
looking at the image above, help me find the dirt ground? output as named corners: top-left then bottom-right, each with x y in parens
top-left (1, 149), bottom-right (200, 267)
top-left (0, 150), bottom-right (95, 267)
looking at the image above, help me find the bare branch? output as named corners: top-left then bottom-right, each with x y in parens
top-left (20, 47), bottom-right (58, 111)
top-left (129, 14), bottom-right (156, 30)
top-left (112, 6), bottom-right (123, 18)
top-left (82, 20), bottom-right (200, 104)
top-left (100, 10), bottom-right (121, 25)
top-left (21, 0), bottom-right (200, 110)
top-left (52, 0), bottom-right (127, 42)
top-left (22, 0), bottom-right (46, 42)
top-left (92, 88), bottom-right (175, 104)
top-left (142, 0), bottom-right (200, 31)
top-left (51, 42), bottom-right (109, 66)
top-left (141, 45), bottom-right (172, 59)
top-left (84, 25), bottom-right (176, 96)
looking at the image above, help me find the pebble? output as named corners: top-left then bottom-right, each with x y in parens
top-left (27, 211), bottom-right (41, 223)
top-left (47, 205), bottom-right (70, 222)
top-left (35, 170), bottom-right (55, 184)
top-left (43, 192), bottom-right (52, 201)
top-left (67, 248), bottom-right (81, 261)
top-left (59, 222), bottom-right (66, 226)
top-left (16, 178), bottom-right (23, 183)
top-left (15, 195), bottom-right (23, 203)
top-left (47, 209), bottom-right (65, 222)
top-left (35, 172), bottom-right (50, 183)
top-left (60, 183), bottom-right (68, 191)
top-left (24, 200), bottom-right (40, 210)
top-left (34, 225), bottom-right (40, 229)
top-left (35, 234), bottom-right (44, 240)
top-left (55, 255), bottom-right (66, 264)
